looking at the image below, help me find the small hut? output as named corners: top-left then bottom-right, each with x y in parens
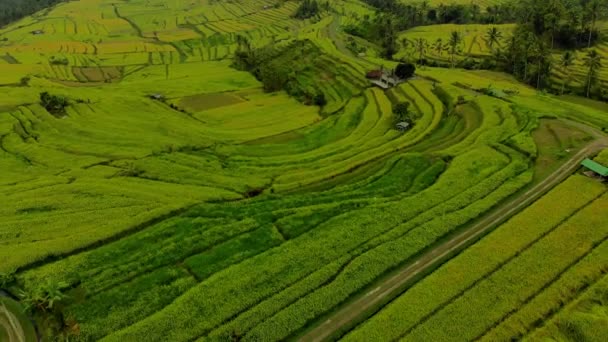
top-left (581, 158), bottom-right (608, 180)
top-left (366, 70), bottom-right (382, 79)
top-left (396, 122), bottom-right (410, 132)
top-left (149, 93), bottom-right (164, 100)
top-left (31, 30), bottom-right (44, 35)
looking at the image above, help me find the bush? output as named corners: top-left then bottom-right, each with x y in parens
top-left (392, 101), bottom-right (410, 121)
top-left (395, 63), bottom-right (416, 79)
top-left (313, 93), bottom-right (327, 106)
top-left (294, 0), bottom-right (320, 19)
top-left (40, 92), bottom-right (69, 116)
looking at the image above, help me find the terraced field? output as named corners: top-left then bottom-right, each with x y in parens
top-left (0, 0), bottom-right (607, 341)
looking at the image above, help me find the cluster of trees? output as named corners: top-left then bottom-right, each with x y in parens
top-left (344, 0), bottom-right (517, 59)
top-left (40, 92), bottom-right (69, 116)
top-left (499, 0), bottom-right (606, 97)
top-left (0, 0), bottom-right (63, 27)
top-left (407, 31), bottom-right (465, 68)
top-left (358, 0), bottom-right (518, 30)
top-left (233, 37), bottom-right (327, 106)
top-left (356, 0), bottom-right (606, 99)
top-left (294, 0), bottom-right (328, 20)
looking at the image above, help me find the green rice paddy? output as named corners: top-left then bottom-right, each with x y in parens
top-left (0, 0), bottom-right (606, 341)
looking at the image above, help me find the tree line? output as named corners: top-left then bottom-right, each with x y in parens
top-left (499, 0), bottom-right (606, 98)
top-left (0, 0), bottom-right (63, 27)
top-left (349, 0), bottom-right (606, 100)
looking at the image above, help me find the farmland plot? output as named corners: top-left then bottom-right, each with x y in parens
top-left (0, 0), bottom-right (607, 341)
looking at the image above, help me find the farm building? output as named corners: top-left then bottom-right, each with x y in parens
top-left (396, 122), bottom-right (410, 131)
top-left (367, 66), bottom-right (402, 89)
top-left (30, 30), bottom-right (44, 35)
top-left (581, 158), bottom-right (608, 180)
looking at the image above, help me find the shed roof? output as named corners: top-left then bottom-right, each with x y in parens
top-left (581, 158), bottom-right (608, 176)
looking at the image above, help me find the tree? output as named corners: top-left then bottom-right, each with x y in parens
top-left (531, 39), bottom-right (552, 89)
top-left (559, 51), bottom-right (576, 94)
top-left (585, 0), bottom-right (604, 48)
top-left (379, 16), bottom-right (397, 59)
top-left (545, 0), bottom-right (565, 49)
top-left (400, 37), bottom-right (409, 51)
top-left (392, 102), bottom-right (410, 121)
top-left (414, 38), bottom-right (427, 64)
top-left (448, 31), bottom-right (463, 68)
top-left (395, 62), bottom-right (416, 79)
top-left (40, 92), bottom-right (69, 116)
top-left (485, 27), bottom-right (502, 52)
top-left (520, 31), bottom-right (538, 81)
top-left (433, 38), bottom-right (444, 56)
top-left (583, 49), bottom-right (601, 98)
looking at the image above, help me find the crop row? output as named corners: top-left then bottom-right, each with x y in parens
top-left (481, 239), bottom-right (608, 341)
top-left (404, 192), bottom-right (608, 342)
top-left (17, 154), bottom-right (441, 338)
top-left (524, 273), bottom-right (608, 341)
top-left (345, 175), bottom-right (607, 341)
top-left (96, 145), bottom-right (529, 341)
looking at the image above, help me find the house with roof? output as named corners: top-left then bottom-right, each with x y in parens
top-left (581, 158), bottom-right (608, 180)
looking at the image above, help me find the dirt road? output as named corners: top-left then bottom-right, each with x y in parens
top-left (299, 137), bottom-right (608, 342)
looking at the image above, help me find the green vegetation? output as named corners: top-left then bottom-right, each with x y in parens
top-left (525, 274), bottom-right (608, 342)
top-left (0, 0), bottom-right (606, 340)
top-left (345, 175), bottom-right (608, 341)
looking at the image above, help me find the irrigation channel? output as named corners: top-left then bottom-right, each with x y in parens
top-left (299, 133), bottom-right (608, 342)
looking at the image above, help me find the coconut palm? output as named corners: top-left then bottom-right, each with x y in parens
top-left (585, 0), bottom-right (604, 48)
top-left (583, 49), bottom-right (602, 98)
top-left (448, 31), bottom-right (463, 68)
top-left (531, 40), bottom-right (552, 89)
top-left (400, 37), bottom-right (409, 52)
top-left (485, 27), bottom-right (502, 52)
top-left (414, 38), bottom-right (427, 64)
top-left (433, 38), bottom-right (444, 56)
top-left (560, 51), bottom-right (576, 94)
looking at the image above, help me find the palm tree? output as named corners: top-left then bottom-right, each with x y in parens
top-left (448, 31), bottom-right (463, 68)
top-left (546, 0), bottom-right (565, 49)
top-left (414, 38), bottom-right (427, 64)
top-left (400, 37), bottom-right (409, 53)
top-left (418, 1), bottom-right (429, 24)
top-left (585, 0), bottom-right (604, 48)
top-left (584, 49), bottom-right (602, 98)
top-left (433, 38), bottom-right (444, 56)
top-left (560, 51), bottom-right (576, 94)
top-left (521, 32), bottom-right (537, 81)
top-left (531, 40), bottom-right (552, 89)
top-left (485, 27), bottom-right (502, 53)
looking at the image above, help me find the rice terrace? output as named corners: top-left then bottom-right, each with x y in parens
top-left (0, 0), bottom-right (608, 341)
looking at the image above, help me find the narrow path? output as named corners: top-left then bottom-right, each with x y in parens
top-left (299, 136), bottom-right (608, 342)
top-left (0, 303), bottom-right (25, 342)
